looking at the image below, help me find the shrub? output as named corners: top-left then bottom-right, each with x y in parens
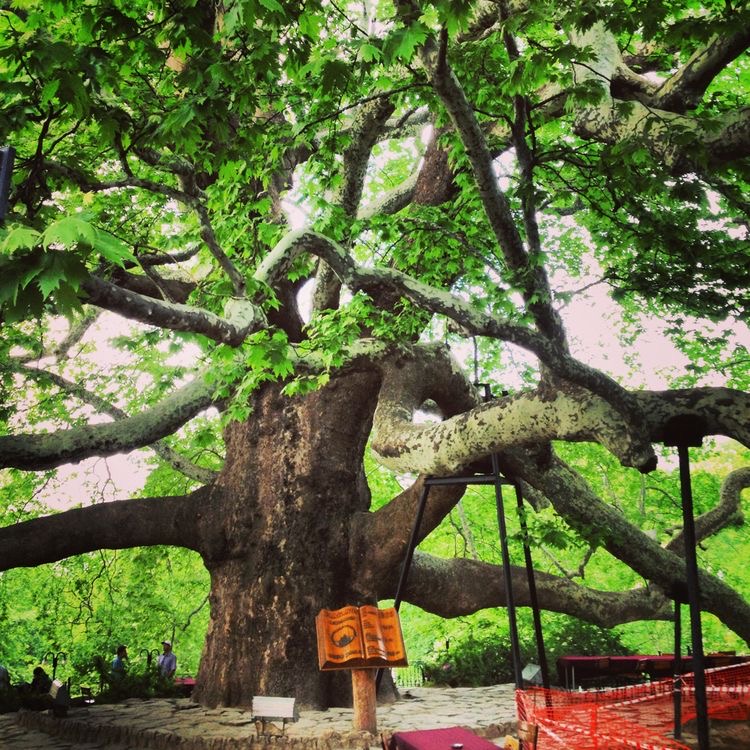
top-left (420, 616), bottom-right (630, 687)
top-left (422, 633), bottom-right (531, 686)
top-left (542, 616), bottom-right (631, 667)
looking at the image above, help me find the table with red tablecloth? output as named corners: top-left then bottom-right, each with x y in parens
top-left (391, 726), bottom-right (499, 750)
top-left (174, 676), bottom-right (196, 696)
top-left (556, 653), bottom-right (750, 688)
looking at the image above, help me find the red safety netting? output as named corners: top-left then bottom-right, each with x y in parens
top-left (516, 662), bottom-right (750, 749)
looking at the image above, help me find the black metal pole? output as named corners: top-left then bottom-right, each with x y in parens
top-left (673, 602), bottom-right (682, 741)
top-left (492, 452), bottom-right (524, 688)
top-left (393, 483), bottom-right (431, 612)
top-left (676, 443), bottom-right (710, 750)
top-left (378, 483), bottom-right (431, 690)
top-left (0, 146), bottom-right (15, 223)
top-left (515, 483), bottom-right (550, 689)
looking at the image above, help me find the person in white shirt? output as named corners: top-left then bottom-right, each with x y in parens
top-left (157, 640), bottom-right (177, 679)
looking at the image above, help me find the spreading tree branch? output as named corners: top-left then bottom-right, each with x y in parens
top-left (665, 467), bottom-right (750, 552)
top-left (0, 375), bottom-right (215, 471)
top-left (501, 447), bottom-right (750, 643)
top-left (385, 551), bottom-right (673, 627)
top-left (81, 275), bottom-right (264, 346)
top-left (13, 363), bottom-right (217, 484)
top-left (422, 20), bottom-right (568, 346)
top-left (651, 27), bottom-right (750, 112)
top-left (0, 488), bottom-right (212, 571)
top-left (571, 23), bottom-right (750, 172)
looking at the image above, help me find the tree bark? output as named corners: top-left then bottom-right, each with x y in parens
top-left (193, 369), bottom-right (383, 709)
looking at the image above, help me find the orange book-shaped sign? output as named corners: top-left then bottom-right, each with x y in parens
top-left (315, 605), bottom-right (408, 671)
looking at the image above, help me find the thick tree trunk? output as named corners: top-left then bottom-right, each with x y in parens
top-left (193, 370), bottom-right (383, 709)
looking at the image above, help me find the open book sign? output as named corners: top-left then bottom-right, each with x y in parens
top-left (315, 605), bottom-right (408, 671)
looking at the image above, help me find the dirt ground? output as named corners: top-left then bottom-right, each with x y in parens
top-left (679, 719), bottom-right (750, 749)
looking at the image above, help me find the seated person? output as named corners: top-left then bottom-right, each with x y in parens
top-left (30, 666), bottom-right (52, 694)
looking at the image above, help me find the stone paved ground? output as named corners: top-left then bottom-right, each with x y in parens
top-left (0, 685), bottom-right (519, 750)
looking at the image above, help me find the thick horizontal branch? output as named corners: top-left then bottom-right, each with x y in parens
top-left (373, 382), bottom-right (656, 474)
top-left (501, 447), bottom-right (750, 643)
top-left (372, 373), bottom-right (750, 477)
top-left (367, 344), bottom-right (654, 472)
top-left (108, 268), bottom-right (195, 304)
top-left (0, 489), bottom-right (211, 571)
top-left (636, 387), bottom-right (750, 449)
top-left (82, 276), bottom-right (264, 345)
top-left (575, 98), bottom-right (750, 172)
top-left (383, 551), bottom-right (672, 627)
top-left (14, 364), bottom-right (217, 484)
top-left (0, 375), bottom-right (215, 470)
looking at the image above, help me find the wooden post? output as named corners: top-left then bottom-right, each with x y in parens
top-left (351, 668), bottom-right (377, 733)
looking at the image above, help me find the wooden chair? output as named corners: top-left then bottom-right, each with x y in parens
top-left (517, 720), bottom-right (538, 750)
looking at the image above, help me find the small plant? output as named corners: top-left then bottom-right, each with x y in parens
top-left (422, 634), bottom-right (529, 687)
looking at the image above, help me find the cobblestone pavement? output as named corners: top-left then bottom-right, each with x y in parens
top-left (0, 685), bottom-right (519, 749)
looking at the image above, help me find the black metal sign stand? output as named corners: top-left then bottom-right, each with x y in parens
top-left (673, 600), bottom-right (683, 741)
top-left (389, 387), bottom-right (549, 691)
top-left (387, 401), bottom-right (710, 750)
top-left (663, 414), bottom-right (710, 750)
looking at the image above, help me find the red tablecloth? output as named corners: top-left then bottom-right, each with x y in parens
top-left (556, 654), bottom-right (750, 687)
top-left (392, 727), bottom-right (499, 750)
top-left (174, 676), bottom-right (196, 696)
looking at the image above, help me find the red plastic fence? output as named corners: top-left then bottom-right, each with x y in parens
top-left (516, 662), bottom-right (750, 749)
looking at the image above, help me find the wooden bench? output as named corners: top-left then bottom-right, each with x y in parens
top-left (251, 695), bottom-right (298, 737)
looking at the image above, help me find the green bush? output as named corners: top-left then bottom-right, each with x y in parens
top-left (421, 616), bottom-right (630, 687)
top-left (422, 633), bottom-right (532, 686)
top-left (94, 658), bottom-right (185, 703)
top-left (542, 616), bottom-right (631, 666)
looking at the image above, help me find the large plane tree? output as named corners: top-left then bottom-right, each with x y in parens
top-left (1, 0), bottom-right (749, 709)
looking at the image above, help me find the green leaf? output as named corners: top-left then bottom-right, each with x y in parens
top-left (95, 231), bottom-right (137, 267)
top-left (1, 227), bottom-right (42, 255)
top-left (53, 281), bottom-right (83, 316)
top-left (42, 217), bottom-right (96, 249)
top-left (40, 78), bottom-right (61, 106)
top-left (258, 0), bottom-right (284, 12)
top-left (320, 59), bottom-right (350, 94)
top-left (36, 265), bottom-right (66, 298)
top-left (396, 22), bottom-right (429, 61)
top-left (359, 43), bottom-right (382, 63)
